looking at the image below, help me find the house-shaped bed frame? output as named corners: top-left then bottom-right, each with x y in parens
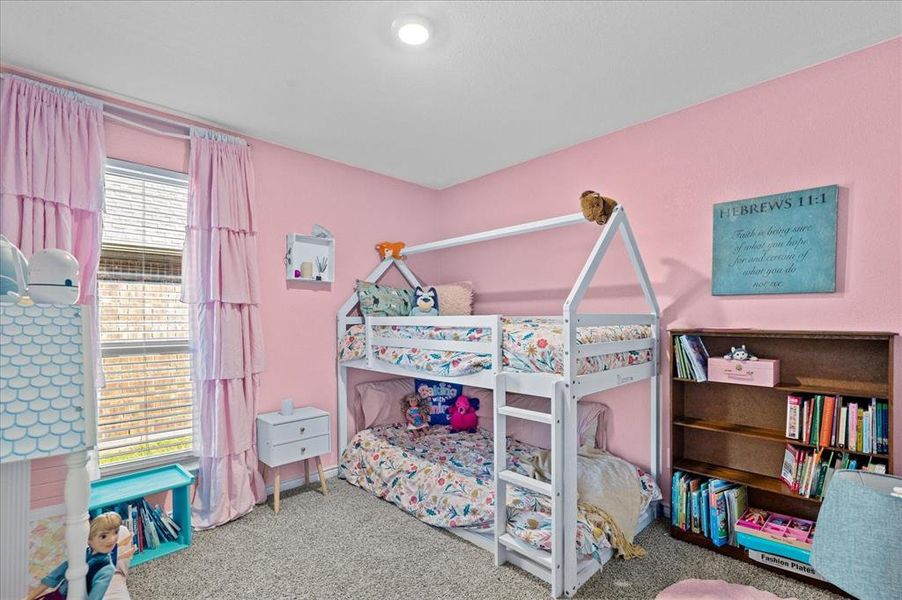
top-left (337, 206), bottom-right (660, 598)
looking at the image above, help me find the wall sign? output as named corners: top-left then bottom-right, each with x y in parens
top-left (712, 185), bottom-right (838, 295)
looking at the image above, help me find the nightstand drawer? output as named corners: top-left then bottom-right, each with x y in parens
top-left (265, 434), bottom-right (330, 466)
top-left (269, 415), bottom-right (329, 445)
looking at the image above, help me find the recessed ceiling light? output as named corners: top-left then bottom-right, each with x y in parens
top-left (392, 16), bottom-right (431, 46)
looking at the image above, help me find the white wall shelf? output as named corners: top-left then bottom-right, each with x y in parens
top-left (286, 227), bottom-right (334, 283)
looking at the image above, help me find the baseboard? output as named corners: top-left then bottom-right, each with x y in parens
top-left (263, 465), bottom-right (339, 496)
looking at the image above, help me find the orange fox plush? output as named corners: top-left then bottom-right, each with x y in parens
top-left (375, 241), bottom-right (406, 259)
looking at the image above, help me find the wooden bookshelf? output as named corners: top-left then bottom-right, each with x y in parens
top-left (669, 329), bottom-right (895, 590)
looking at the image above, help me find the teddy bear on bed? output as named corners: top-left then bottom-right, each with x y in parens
top-left (447, 395), bottom-right (479, 433)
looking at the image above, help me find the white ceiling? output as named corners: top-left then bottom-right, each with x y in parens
top-left (1, 1), bottom-right (899, 189)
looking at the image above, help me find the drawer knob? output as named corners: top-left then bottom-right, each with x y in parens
top-left (301, 447), bottom-right (306, 453)
top-left (300, 427), bottom-right (306, 434)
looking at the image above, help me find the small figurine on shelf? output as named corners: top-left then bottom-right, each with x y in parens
top-left (723, 345), bottom-right (758, 361)
top-left (401, 392), bottom-right (430, 439)
top-left (26, 512), bottom-right (134, 600)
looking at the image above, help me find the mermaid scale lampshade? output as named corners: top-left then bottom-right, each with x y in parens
top-left (810, 470), bottom-right (902, 599)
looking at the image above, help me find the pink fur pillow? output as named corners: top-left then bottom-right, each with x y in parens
top-left (433, 282), bottom-right (473, 315)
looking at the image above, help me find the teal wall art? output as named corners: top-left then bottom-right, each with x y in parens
top-left (712, 185), bottom-right (838, 295)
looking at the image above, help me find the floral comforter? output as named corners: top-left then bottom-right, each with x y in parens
top-left (339, 425), bottom-right (660, 561)
top-left (338, 317), bottom-right (652, 377)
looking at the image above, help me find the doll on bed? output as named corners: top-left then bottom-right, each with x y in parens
top-left (26, 511), bottom-right (135, 600)
top-left (401, 392), bottom-right (430, 438)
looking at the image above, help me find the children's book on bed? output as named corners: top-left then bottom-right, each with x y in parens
top-left (414, 378), bottom-right (463, 425)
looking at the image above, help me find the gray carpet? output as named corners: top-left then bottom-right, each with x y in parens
top-left (129, 480), bottom-right (844, 599)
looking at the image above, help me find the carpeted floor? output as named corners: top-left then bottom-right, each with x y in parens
top-left (129, 480), bottom-right (845, 599)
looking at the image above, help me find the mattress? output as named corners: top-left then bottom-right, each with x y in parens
top-left (338, 317), bottom-right (652, 377)
top-left (338, 425), bottom-right (660, 561)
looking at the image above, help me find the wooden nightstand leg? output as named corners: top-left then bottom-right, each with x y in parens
top-left (274, 466), bottom-right (281, 513)
top-left (315, 456), bottom-right (328, 495)
top-left (304, 457), bottom-right (310, 486)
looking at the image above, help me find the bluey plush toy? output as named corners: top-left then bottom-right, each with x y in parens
top-left (409, 286), bottom-right (439, 316)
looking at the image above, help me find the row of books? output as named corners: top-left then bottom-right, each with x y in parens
top-left (671, 471), bottom-right (747, 547)
top-left (111, 498), bottom-right (182, 553)
top-left (785, 394), bottom-right (889, 455)
top-left (673, 335), bottom-right (709, 382)
top-left (780, 446), bottom-right (887, 499)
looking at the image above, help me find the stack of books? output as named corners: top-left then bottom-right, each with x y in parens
top-left (113, 498), bottom-right (182, 553)
top-left (785, 394), bottom-right (889, 455)
top-left (671, 471), bottom-right (747, 547)
top-left (734, 507), bottom-right (815, 563)
top-left (673, 335), bottom-right (709, 382)
top-left (780, 444), bottom-right (886, 500)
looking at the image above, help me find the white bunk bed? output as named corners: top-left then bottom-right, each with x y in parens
top-left (336, 206), bottom-right (660, 598)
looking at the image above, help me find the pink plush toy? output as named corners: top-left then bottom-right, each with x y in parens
top-left (447, 395), bottom-right (479, 433)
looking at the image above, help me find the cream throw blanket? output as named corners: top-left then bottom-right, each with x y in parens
top-left (521, 446), bottom-right (645, 559)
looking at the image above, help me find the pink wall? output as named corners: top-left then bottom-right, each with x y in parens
top-left (436, 39), bottom-right (902, 488)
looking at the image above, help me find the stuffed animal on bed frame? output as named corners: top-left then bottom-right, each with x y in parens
top-left (375, 241), bottom-right (406, 260)
top-left (447, 395), bottom-right (479, 433)
top-left (580, 190), bottom-right (619, 225)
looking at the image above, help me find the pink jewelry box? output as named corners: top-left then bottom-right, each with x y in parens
top-left (708, 357), bottom-right (780, 387)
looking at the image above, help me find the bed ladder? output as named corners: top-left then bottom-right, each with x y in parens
top-left (494, 376), bottom-right (567, 597)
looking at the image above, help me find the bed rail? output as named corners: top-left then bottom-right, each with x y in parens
top-left (364, 315), bottom-right (502, 364)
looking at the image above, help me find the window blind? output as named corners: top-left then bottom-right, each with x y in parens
top-left (98, 160), bottom-right (193, 469)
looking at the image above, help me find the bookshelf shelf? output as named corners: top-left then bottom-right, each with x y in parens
top-left (673, 418), bottom-right (892, 460)
top-left (789, 441), bottom-right (889, 460)
top-left (775, 382), bottom-right (889, 399)
top-left (670, 328), bottom-right (895, 591)
top-left (90, 464), bottom-right (195, 568)
top-left (672, 458), bottom-right (821, 504)
top-left (674, 379), bottom-right (888, 399)
top-left (673, 417), bottom-right (786, 443)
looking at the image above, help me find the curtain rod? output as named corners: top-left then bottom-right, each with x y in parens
top-left (0, 71), bottom-right (244, 144)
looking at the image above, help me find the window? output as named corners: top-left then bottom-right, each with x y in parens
top-left (97, 159), bottom-right (192, 471)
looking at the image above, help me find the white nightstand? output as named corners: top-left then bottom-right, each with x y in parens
top-left (257, 407), bottom-right (330, 512)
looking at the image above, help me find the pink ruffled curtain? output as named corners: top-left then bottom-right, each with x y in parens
top-left (185, 129), bottom-right (265, 529)
top-left (0, 74), bottom-right (105, 306)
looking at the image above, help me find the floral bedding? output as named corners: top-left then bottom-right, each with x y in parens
top-left (337, 317), bottom-right (652, 377)
top-left (339, 425), bottom-right (660, 561)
